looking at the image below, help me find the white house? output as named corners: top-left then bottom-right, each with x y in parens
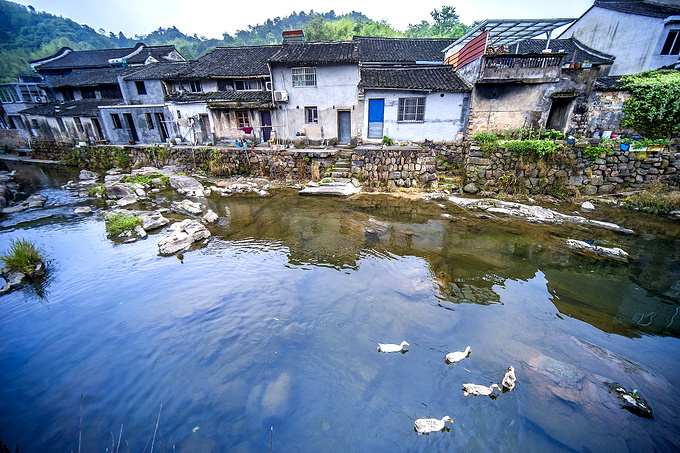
top-left (268, 41), bottom-right (362, 145)
top-left (359, 66), bottom-right (471, 142)
top-left (560, 0), bottom-right (680, 75)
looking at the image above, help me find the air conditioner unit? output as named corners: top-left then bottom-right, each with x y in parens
top-left (273, 90), bottom-right (288, 102)
top-left (265, 81), bottom-right (272, 92)
top-left (34, 96), bottom-right (47, 103)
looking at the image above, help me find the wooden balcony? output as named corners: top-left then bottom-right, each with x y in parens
top-left (479, 54), bottom-right (565, 84)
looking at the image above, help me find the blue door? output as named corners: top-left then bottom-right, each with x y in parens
top-left (368, 99), bottom-right (384, 139)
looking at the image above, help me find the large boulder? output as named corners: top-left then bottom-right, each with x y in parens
top-left (79, 169), bottom-right (99, 182)
top-left (157, 219), bottom-right (211, 256)
top-left (168, 175), bottom-right (205, 197)
top-left (141, 212), bottom-right (170, 231)
top-left (105, 184), bottom-right (135, 199)
top-left (171, 199), bottom-right (203, 215)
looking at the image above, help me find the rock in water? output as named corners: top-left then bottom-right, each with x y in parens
top-left (168, 175), bottom-right (205, 197)
top-left (581, 201), bottom-right (595, 211)
top-left (605, 382), bottom-right (653, 419)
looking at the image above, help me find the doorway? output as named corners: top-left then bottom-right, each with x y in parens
top-left (546, 98), bottom-right (573, 132)
top-left (123, 113), bottom-right (139, 142)
top-left (367, 99), bottom-right (384, 139)
top-left (337, 110), bottom-right (351, 144)
top-left (260, 110), bottom-right (272, 141)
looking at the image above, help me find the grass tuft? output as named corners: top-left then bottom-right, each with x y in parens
top-left (1, 239), bottom-right (46, 275)
top-left (623, 184), bottom-right (680, 214)
top-left (105, 213), bottom-right (143, 236)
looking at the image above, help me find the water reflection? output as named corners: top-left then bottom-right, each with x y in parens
top-left (1, 163), bottom-right (680, 452)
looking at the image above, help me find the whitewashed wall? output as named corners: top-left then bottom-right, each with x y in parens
top-left (362, 90), bottom-right (469, 143)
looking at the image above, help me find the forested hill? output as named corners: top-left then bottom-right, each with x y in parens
top-left (0, 0), bottom-right (471, 81)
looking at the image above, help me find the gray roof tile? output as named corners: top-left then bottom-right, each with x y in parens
top-left (32, 44), bottom-right (182, 71)
top-left (593, 0), bottom-right (680, 18)
top-left (268, 41), bottom-right (359, 65)
top-left (516, 38), bottom-right (614, 64)
top-left (360, 66), bottom-right (471, 92)
top-left (19, 99), bottom-right (123, 117)
top-left (354, 36), bottom-right (455, 63)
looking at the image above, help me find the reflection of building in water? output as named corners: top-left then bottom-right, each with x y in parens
top-left (440, 279), bottom-right (503, 306)
top-left (615, 285), bottom-right (680, 337)
top-left (544, 267), bottom-right (680, 339)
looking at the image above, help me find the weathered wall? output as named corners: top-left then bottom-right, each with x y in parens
top-left (210, 108), bottom-right (269, 144)
top-left (100, 106), bottom-right (171, 145)
top-left (582, 89), bottom-right (632, 136)
top-left (350, 147), bottom-right (445, 188)
top-left (21, 114), bottom-right (98, 142)
top-left (362, 90), bottom-right (469, 143)
top-left (560, 7), bottom-right (669, 75)
top-left (0, 129), bottom-right (29, 149)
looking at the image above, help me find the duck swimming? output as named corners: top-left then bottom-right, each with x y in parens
top-left (377, 341), bottom-right (409, 353)
top-left (414, 416), bottom-right (453, 434)
top-left (446, 346), bottom-right (471, 363)
top-left (502, 366), bottom-right (516, 391)
top-left (462, 383), bottom-right (500, 396)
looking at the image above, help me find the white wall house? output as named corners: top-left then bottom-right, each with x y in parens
top-left (269, 42), bottom-right (362, 145)
top-left (359, 67), bottom-right (471, 143)
top-left (560, 0), bottom-right (680, 75)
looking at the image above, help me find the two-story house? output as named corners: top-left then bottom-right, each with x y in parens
top-left (0, 74), bottom-right (49, 144)
top-left (443, 18), bottom-right (615, 136)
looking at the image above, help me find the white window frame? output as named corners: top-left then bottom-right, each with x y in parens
top-left (398, 97), bottom-right (426, 122)
top-left (234, 79), bottom-right (262, 91)
top-left (292, 67), bottom-right (317, 87)
top-left (304, 106), bottom-right (318, 124)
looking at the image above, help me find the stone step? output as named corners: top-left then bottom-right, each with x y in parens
top-left (331, 171), bottom-right (351, 178)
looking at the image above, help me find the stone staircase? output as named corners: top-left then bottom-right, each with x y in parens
top-left (324, 150), bottom-right (353, 180)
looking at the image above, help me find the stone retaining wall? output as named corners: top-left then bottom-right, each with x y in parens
top-left (0, 129), bottom-right (29, 150)
top-left (23, 141), bottom-right (680, 194)
top-left (459, 143), bottom-right (679, 195)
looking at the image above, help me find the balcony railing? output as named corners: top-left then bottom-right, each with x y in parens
top-left (480, 54), bottom-right (564, 83)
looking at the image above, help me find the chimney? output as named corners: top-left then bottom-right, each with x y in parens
top-left (282, 30), bottom-right (305, 43)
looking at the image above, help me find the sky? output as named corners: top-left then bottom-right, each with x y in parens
top-left (14, 0), bottom-right (594, 39)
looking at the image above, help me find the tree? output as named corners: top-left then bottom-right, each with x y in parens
top-left (406, 5), bottom-right (470, 39)
top-left (621, 70), bottom-right (680, 138)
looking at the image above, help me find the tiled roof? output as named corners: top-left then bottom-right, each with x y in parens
top-left (593, 0), bottom-right (680, 18)
top-left (32, 43), bottom-right (182, 71)
top-left (268, 41), bottom-right (359, 65)
top-left (593, 75), bottom-right (627, 91)
top-left (18, 99), bottom-right (123, 117)
top-left (516, 38), bottom-right (615, 64)
top-left (46, 67), bottom-right (137, 87)
top-left (359, 66), bottom-right (471, 92)
top-left (165, 90), bottom-right (272, 104)
top-left (354, 36), bottom-right (455, 63)
top-left (123, 62), bottom-right (193, 81)
top-left (182, 46), bottom-right (281, 78)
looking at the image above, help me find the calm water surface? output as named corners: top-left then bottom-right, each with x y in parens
top-left (1, 162), bottom-right (679, 452)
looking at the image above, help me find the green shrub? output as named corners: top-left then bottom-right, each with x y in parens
top-left (1, 238), bottom-right (46, 275)
top-left (621, 70), bottom-right (680, 138)
top-left (502, 139), bottom-right (561, 158)
top-left (87, 184), bottom-right (106, 197)
top-left (382, 135), bottom-right (393, 146)
top-left (583, 146), bottom-right (608, 160)
top-left (105, 213), bottom-right (142, 237)
top-left (122, 173), bottom-right (169, 186)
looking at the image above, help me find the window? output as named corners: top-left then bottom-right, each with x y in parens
top-left (398, 97), bottom-right (426, 122)
top-left (189, 80), bottom-right (202, 92)
top-left (74, 117), bottom-right (84, 132)
top-left (56, 118), bottom-right (65, 132)
top-left (9, 116), bottom-right (25, 129)
top-left (145, 113), bottom-right (154, 129)
top-left (305, 107), bottom-right (318, 124)
top-left (234, 79), bottom-right (262, 91)
top-left (236, 111), bottom-right (250, 128)
top-left (292, 67), bottom-right (316, 87)
top-left (111, 113), bottom-right (122, 129)
top-left (0, 86), bottom-right (17, 103)
top-left (31, 119), bottom-right (39, 129)
top-left (135, 81), bottom-right (147, 95)
top-left (661, 30), bottom-right (680, 55)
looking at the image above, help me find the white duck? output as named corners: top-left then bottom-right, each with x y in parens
top-left (462, 383), bottom-right (501, 396)
top-left (377, 341), bottom-right (409, 353)
top-left (502, 366), bottom-right (516, 391)
top-left (414, 416), bottom-right (453, 434)
top-left (445, 346), bottom-right (471, 363)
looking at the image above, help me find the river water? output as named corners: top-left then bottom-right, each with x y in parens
top-left (1, 162), bottom-right (679, 452)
